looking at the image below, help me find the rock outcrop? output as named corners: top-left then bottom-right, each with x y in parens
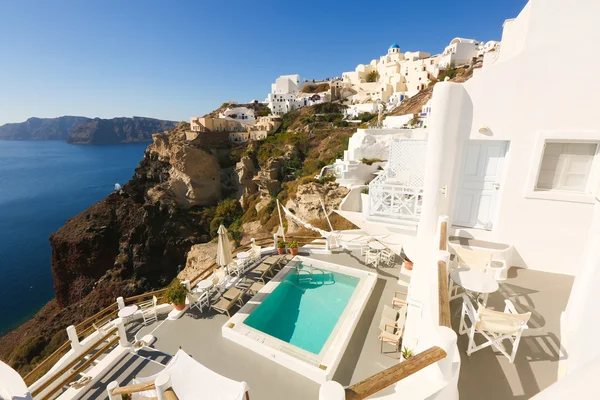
top-left (50, 131), bottom-right (221, 306)
top-left (235, 156), bottom-right (258, 207)
top-left (146, 133), bottom-right (221, 208)
top-left (284, 182), bottom-right (349, 233)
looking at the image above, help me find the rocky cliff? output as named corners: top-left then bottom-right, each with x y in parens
top-left (0, 116), bottom-right (89, 140)
top-left (0, 104), bottom-right (358, 374)
top-left (67, 117), bottom-right (177, 144)
top-left (0, 124), bottom-right (223, 372)
top-left (0, 116), bottom-right (177, 143)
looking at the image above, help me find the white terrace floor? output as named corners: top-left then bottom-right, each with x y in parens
top-left (78, 250), bottom-right (573, 400)
top-left (80, 249), bottom-right (406, 400)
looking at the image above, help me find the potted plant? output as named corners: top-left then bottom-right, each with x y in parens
top-left (289, 240), bottom-right (299, 256)
top-left (121, 394), bottom-right (132, 400)
top-left (403, 256), bottom-right (414, 270)
top-left (277, 240), bottom-right (287, 255)
top-left (165, 278), bottom-right (188, 311)
top-left (401, 347), bottom-right (414, 361)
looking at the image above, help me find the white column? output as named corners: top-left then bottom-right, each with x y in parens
top-left (435, 326), bottom-right (457, 382)
top-left (155, 373), bottom-right (172, 400)
top-left (114, 318), bottom-right (130, 347)
top-left (106, 381), bottom-right (119, 400)
top-left (117, 297), bottom-right (125, 310)
top-left (564, 186), bottom-right (600, 372)
top-left (319, 381), bottom-right (345, 400)
top-left (66, 325), bottom-right (80, 352)
top-left (416, 83), bottom-right (468, 264)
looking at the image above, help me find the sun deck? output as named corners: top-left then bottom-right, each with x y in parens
top-left (79, 249), bottom-right (407, 400)
top-left (76, 250), bottom-right (572, 400)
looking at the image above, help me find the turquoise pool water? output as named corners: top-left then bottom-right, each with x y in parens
top-left (243, 265), bottom-right (359, 354)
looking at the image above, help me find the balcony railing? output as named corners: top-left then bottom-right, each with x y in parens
top-left (369, 174), bottom-right (423, 221)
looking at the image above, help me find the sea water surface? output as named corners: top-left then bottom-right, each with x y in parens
top-left (0, 141), bottom-right (148, 335)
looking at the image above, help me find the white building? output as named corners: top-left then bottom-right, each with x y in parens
top-left (219, 106), bottom-right (256, 125)
top-left (337, 0), bottom-right (600, 395)
top-left (342, 44), bottom-right (439, 104)
top-left (266, 74), bottom-right (309, 115)
top-left (271, 74), bottom-right (304, 95)
top-left (438, 37), bottom-right (481, 68)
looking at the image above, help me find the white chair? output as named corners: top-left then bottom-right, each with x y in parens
top-left (230, 260), bottom-right (245, 277)
top-left (139, 296), bottom-right (158, 326)
top-left (360, 242), bottom-right (370, 257)
top-left (449, 247), bottom-right (493, 301)
top-left (379, 249), bottom-right (395, 267)
top-left (459, 295), bottom-right (531, 363)
top-left (189, 290), bottom-right (210, 313)
top-left (210, 269), bottom-right (228, 295)
top-left (93, 319), bottom-right (115, 336)
top-left (249, 239), bottom-right (262, 262)
top-left (365, 249), bottom-right (380, 267)
top-left (378, 302), bottom-right (408, 357)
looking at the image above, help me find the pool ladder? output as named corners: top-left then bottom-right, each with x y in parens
top-left (296, 265), bottom-right (326, 283)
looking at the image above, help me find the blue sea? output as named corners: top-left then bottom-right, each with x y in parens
top-left (0, 141), bottom-right (149, 336)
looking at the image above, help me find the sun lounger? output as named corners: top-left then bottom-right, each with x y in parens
top-left (223, 287), bottom-right (246, 303)
top-left (212, 292), bottom-right (243, 318)
top-left (249, 262), bottom-right (277, 283)
top-left (248, 281), bottom-right (264, 295)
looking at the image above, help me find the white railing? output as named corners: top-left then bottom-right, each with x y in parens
top-left (368, 174), bottom-right (423, 221)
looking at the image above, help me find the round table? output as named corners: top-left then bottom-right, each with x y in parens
top-left (368, 241), bottom-right (386, 250)
top-left (450, 268), bottom-right (499, 306)
top-left (237, 251), bottom-right (250, 260)
top-left (196, 279), bottom-right (213, 293)
top-left (118, 305), bottom-right (138, 322)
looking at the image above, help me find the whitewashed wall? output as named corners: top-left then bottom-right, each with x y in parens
top-left (427, 0), bottom-right (600, 276)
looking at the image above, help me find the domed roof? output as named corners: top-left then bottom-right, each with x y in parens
top-left (389, 43), bottom-right (400, 49)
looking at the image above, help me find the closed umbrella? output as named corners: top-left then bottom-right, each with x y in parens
top-left (216, 224), bottom-right (233, 275)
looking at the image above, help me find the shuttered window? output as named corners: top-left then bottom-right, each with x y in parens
top-left (536, 142), bottom-right (597, 192)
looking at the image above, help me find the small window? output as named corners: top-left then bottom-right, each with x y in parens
top-left (536, 142), bottom-right (598, 193)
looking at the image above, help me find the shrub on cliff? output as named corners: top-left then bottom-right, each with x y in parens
top-left (313, 103), bottom-right (346, 114)
top-left (210, 199), bottom-right (243, 238)
top-left (357, 112), bottom-right (376, 123)
top-left (301, 83), bottom-right (330, 93)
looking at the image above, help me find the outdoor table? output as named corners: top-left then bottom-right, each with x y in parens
top-left (237, 251), bottom-right (250, 260)
top-left (195, 279), bottom-right (213, 293)
top-left (450, 268), bottom-right (499, 307)
top-left (118, 304), bottom-right (138, 323)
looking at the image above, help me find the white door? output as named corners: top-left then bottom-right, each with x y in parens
top-left (453, 141), bottom-right (508, 230)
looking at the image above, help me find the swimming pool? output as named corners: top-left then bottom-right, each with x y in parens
top-left (243, 266), bottom-right (359, 354)
top-left (222, 256), bottom-right (377, 383)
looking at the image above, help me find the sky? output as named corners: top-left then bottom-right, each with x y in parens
top-left (0, 0), bottom-right (527, 126)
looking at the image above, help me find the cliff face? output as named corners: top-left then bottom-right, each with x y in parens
top-left (0, 127), bottom-right (224, 372)
top-left (0, 116), bottom-right (89, 140)
top-left (67, 117), bottom-right (177, 144)
top-left (0, 116), bottom-right (176, 143)
top-left (51, 129), bottom-right (221, 306)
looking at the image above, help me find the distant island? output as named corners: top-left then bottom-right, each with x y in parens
top-left (0, 116), bottom-right (177, 144)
